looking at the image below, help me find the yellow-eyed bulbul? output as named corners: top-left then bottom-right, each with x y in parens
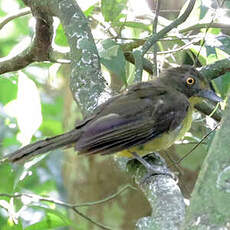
top-left (5, 66), bottom-right (222, 163)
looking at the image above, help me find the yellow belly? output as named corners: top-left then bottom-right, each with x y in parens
top-left (117, 105), bottom-right (193, 158)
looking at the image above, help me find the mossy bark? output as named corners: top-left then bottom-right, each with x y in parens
top-left (183, 95), bottom-right (230, 229)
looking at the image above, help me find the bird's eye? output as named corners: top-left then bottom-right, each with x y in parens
top-left (186, 77), bottom-right (195, 85)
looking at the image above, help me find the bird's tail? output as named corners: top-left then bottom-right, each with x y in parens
top-left (2, 128), bottom-right (81, 163)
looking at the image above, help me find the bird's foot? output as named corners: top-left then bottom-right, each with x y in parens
top-left (128, 151), bottom-right (176, 184)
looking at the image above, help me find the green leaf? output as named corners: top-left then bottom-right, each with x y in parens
top-left (208, 35), bottom-right (230, 55)
top-left (101, 0), bottom-right (127, 22)
top-left (99, 39), bottom-right (127, 85)
top-left (0, 77), bottom-right (18, 105)
top-left (190, 34), bottom-right (230, 66)
top-left (42, 96), bottom-right (64, 119)
top-left (190, 46), bottom-right (207, 65)
top-left (200, 2), bottom-right (208, 19)
top-left (25, 207), bottom-right (71, 230)
top-left (0, 164), bottom-right (16, 193)
top-left (84, 5), bottom-right (95, 17)
top-left (208, 28), bottom-right (221, 35)
top-left (213, 72), bottom-right (230, 98)
top-left (207, 53), bottom-right (217, 64)
top-left (33, 180), bottom-right (56, 195)
top-left (203, 35), bottom-right (230, 64)
top-left (2, 136), bottom-right (20, 148)
top-left (2, 221), bottom-right (23, 230)
top-left (39, 120), bottom-right (63, 136)
top-left (54, 24), bottom-right (68, 47)
top-left (14, 15), bottom-right (30, 36)
top-left (40, 95), bottom-right (64, 135)
top-left (24, 214), bottom-right (68, 230)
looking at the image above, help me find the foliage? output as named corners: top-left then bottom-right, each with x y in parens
top-left (0, 0), bottom-right (230, 229)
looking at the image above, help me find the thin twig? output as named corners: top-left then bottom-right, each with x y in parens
top-left (157, 37), bottom-right (201, 55)
top-left (69, 207), bottom-right (111, 230)
top-left (0, 184), bottom-right (134, 230)
top-left (90, 15), bottom-right (117, 38)
top-left (173, 124), bottom-right (220, 166)
top-left (75, 184), bottom-right (136, 207)
top-left (152, 0), bottom-right (160, 76)
top-left (117, 35), bottom-right (204, 42)
top-left (179, 22), bottom-right (230, 33)
top-left (0, 7), bottom-right (31, 30)
top-left (180, 0), bottom-right (227, 36)
top-left (177, 141), bottom-right (207, 145)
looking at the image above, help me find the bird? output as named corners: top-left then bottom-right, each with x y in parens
top-left (4, 65), bottom-right (222, 165)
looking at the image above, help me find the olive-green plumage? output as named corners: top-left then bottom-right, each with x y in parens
top-left (6, 66), bottom-right (221, 163)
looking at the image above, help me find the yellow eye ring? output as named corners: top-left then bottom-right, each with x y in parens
top-left (186, 77), bottom-right (195, 85)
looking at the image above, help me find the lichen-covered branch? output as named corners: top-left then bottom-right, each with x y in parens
top-left (125, 154), bottom-right (185, 230)
top-left (137, 175), bottom-right (185, 230)
top-left (182, 95), bottom-right (230, 229)
top-left (51, 0), bottom-right (108, 113)
top-left (23, 0), bottom-right (109, 114)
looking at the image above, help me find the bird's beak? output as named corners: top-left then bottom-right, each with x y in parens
top-left (197, 89), bottom-right (222, 102)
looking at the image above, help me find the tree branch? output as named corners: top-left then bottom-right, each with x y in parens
top-left (23, 0), bottom-right (109, 114)
top-left (183, 95), bottom-right (230, 229)
top-left (0, 13), bottom-right (53, 74)
top-left (199, 58), bottom-right (230, 81)
top-left (152, 0), bottom-right (161, 76)
top-left (124, 52), bottom-right (154, 75)
top-left (125, 153), bottom-right (185, 229)
top-left (157, 37), bottom-right (201, 55)
top-left (179, 22), bottom-right (230, 33)
top-left (195, 101), bottom-right (222, 122)
top-left (0, 7), bottom-right (31, 30)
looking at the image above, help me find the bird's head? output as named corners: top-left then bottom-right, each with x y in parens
top-left (160, 65), bottom-right (222, 104)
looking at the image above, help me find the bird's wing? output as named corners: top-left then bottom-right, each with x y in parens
top-left (76, 84), bottom-right (189, 155)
